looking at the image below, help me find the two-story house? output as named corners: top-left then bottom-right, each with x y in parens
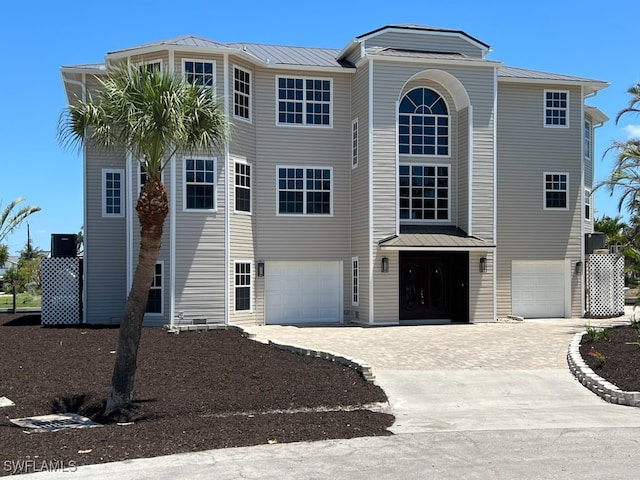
top-left (60, 24), bottom-right (608, 327)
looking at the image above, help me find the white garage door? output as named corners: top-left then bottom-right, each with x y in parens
top-left (512, 261), bottom-right (567, 318)
top-left (265, 261), bottom-right (343, 325)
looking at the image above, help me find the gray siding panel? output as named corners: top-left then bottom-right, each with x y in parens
top-left (496, 82), bottom-right (583, 317)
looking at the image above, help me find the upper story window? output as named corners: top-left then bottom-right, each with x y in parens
top-left (184, 158), bottom-right (216, 210)
top-left (352, 119), bottom-right (359, 168)
top-left (584, 119), bottom-right (592, 160)
top-left (399, 164), bottom-right (449, 221)
top-left (184, 60), bottom-right (215, 87)
top-left (103, 168), bottom-right (124, 217)
top-left (234, 161), bottom-right (251, 213)
top-left (399, 88), bottom-right (449, 156)
top-left (138, 61), bottom-right (162, 73)
top-left (234, 66), bottom-right (251, 121)
top-left (544, 172), bottom-right (568, 210)
top-left (277, 166), bottom-right (332, 215)
top-left (544, 90), bottom-right (569, 127)
top-left (145, 262), bottom-right (163, 315)
top-left (277, 76), bottom-right (332, 126)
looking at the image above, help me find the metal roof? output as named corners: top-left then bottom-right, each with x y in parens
top-left (379, 227), bottom-right (495, 251)
top-left (498, 66), bottom-right (606, 85)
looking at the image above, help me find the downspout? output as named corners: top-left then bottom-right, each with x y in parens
top-left (223, 54), bottom-right (230, 325)
top-left (492, 67), bottom-right (498, 322)
top-left (64, 75), bottom-right (88, 323)
top-left (368, 60), bottom-right (374, 324)
top-left (169, 50), bottom-right (177, 326)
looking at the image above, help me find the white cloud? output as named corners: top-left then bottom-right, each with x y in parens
top-left (623, 125), bottom-right (640, 139)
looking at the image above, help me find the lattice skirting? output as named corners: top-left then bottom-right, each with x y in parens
top-left (586, 253), bottom-right (624, 318)
top-left (41, 257), bottom-right (81, 325)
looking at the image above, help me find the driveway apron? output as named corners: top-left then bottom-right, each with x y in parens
top-left (244, 310), bottom-right (640, 433)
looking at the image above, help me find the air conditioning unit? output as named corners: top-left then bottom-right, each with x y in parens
top-left (585, 232), bottom-right (605, 255)
top-left (51, 234), bottom-right (77, 257)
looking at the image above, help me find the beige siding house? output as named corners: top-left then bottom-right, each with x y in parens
top-left (60, 24), bottom-right (608, 326)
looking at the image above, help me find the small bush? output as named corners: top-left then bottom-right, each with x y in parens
top-left (586, 325), bottom-right (608, 342)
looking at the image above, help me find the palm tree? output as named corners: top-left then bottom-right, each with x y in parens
top-left (0, 197), bottom-right (41, 245)
top-left (594, 214), bottom-right (628, 248)
top-left (58, 64), bottom-right (229, 415)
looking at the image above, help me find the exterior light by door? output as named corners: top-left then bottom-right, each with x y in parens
top-left (575, 261), bottom-right (583, 275)
top-left (381, 257), bottom-right (389, 273)
top-left (479, 256), bottom-right (487, 273)
top-left (257, 261), bottom-right (265, 277)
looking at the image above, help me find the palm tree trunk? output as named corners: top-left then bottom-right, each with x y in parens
top-left (105, 177), bottom-right (168, 416)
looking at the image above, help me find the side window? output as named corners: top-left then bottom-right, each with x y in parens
top-left (234, 161), bottom-right (251, 213)
top-left (544, 90), bottom-right (569, 127)
top-left (352, 257), bottom-right (359, 306)
top-left (233, 66), bottom-right (251, 122)
top-left (184, 158), bottom-right (216, 210)
top-left (277, 76), bottom-right (332, 126)
top-left (277, 166), bottom-right (332, 215)
top-left (103, 168), bottom-right (124, 217)
top-left (234, 262), bottom-right (251, 311)
top-left (145, 262), bottom-right (163, 315)
top-left (544, 172), bottom-right (569, 210)
top-left (352, 119), bottom-right (358, 168)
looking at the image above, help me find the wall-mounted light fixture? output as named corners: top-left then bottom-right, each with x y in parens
top-left (479, 256), bottom-right (487, 273)
top-left (381, 257), bottom-right (389, 273)
top-left (257, 261), bottom-right (265, 277)
top-left (575, 261), bottom-right (583, 276)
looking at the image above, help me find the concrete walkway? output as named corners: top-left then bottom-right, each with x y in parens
top-left (21, 309), bottom-right (640, 479)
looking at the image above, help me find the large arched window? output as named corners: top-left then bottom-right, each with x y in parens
top-left (399, 88), bottom-right (449, 156)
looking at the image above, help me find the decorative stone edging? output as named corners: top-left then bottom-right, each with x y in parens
top-left (266, 341), bottom-right (376, 383)
top-left (567, 332), bottom-right (640, 407)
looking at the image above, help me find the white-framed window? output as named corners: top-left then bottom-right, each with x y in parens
top-left (352, 257), bottom-right (359, 306)
top-left (584, 118), bottom-right (592, 160)
top-left (234, 261), bottom-right (252, 312)
top-left (184, 157), bottom-right (217, 211)
top-left (544, 90), bottom-right (569, 127)
top-left (102, 168), bottom-right (125, 217)
top-left (352, 118), bottom-right (358, 168)
top-left (585, 188), bottom-right (592, 220)
top-left (277, 76), bottom-right (332, 126)
top-left (544, 172), bottom-right (569, 210)
top-left (138, 60), bottom-right (162, 73)
top-left (277, 166), bottom-right (332, 215)
top-left (234, 160), bottom-right (251, 214)
top-left (145, 262), bottom-right (163, 315)
top-left (183, 59), bottom-right (215, 88)
top-left (399, 87), bottom-right (450, 156)
top-left (399, 164), bottom-right (450, 221)
top-left (233, 66), bottom-right (251, 122)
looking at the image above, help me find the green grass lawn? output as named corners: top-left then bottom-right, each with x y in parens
top-left (0, 292), bottom-right (41, 309)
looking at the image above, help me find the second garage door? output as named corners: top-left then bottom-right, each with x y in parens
top-left (512, 260), bottom-right (567, 318)
top-left (265, 261), bottom-right (342, 325)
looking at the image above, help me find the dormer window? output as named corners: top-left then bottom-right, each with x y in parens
top-left (399, 88), bottom-right (449, 156)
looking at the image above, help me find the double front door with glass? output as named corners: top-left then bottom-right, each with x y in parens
top-left (399, 252), bottom-right (468, 322)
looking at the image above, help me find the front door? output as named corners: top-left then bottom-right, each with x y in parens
top-left (399, 252), bottom-right (468, 322)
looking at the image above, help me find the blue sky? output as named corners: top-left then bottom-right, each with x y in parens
top-left (1, 0), bottom-right (637, 253)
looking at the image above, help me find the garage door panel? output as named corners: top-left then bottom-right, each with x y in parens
top-left (512, 261), bottom-right (566, 318)
top-left (265, 261), bottom-right (342, 324)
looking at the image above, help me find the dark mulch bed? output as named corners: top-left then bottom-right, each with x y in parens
top-left (579, 324), bottom-right (640, 392)
top-left (0, 313), bottom-right (393, 475)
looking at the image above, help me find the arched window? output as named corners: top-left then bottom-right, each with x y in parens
top-left (399, 88), bottom-right (449, 156)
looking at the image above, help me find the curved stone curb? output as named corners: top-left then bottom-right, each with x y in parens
top-left (266, 340), bottom-right (376, 383)
top-left (567, 332), bottom-right (640, 407)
